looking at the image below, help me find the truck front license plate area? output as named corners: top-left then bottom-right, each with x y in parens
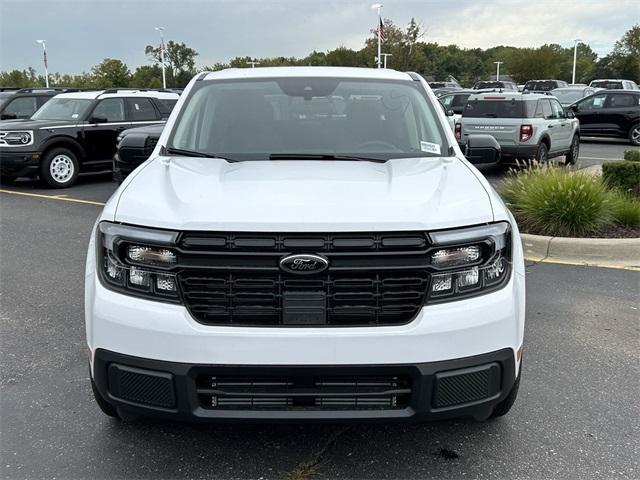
top-left (282, 290), bottom-right (327, 325)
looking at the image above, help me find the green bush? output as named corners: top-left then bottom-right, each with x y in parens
top-left (609, 191), bottom-right (640, 227)
top-left (500, 166), bottom-right (615, 237)
top-left (602, 161), bottom-right (640, 197)
top-left (623, 149), bottom-right (640, 162)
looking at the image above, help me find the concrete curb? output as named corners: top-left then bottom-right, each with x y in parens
top-left (521, 233), bottom-right (640, 270)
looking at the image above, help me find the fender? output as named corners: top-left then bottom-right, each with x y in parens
top-left (40, 134), bottom-right (87, 160)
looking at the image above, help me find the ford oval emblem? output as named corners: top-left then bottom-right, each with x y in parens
top-left (279, 254), bottom-right (329, 275)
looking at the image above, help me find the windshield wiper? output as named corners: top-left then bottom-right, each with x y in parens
top-left (268, 153), bottom-right (387, 163)
top-left (164, 147), bottom-right (233, 161)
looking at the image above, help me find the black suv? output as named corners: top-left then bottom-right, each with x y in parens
top-left (567, 90), bottom-right (640, 145)
top-left (0, 88), bottom-right (78, 120)
top-left (0, 89), bottom-right (179, 187)
top-left (523, 80), bottom-right (569, 92)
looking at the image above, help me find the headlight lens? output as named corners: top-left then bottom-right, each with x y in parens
top-left (425, 222), bottom-right (512, 303)
top-left (97, 222), bottom-right (180, 301)
top-left (0, 130), bottom-right (33, 146)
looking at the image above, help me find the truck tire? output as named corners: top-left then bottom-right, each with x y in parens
top-left (90, 377), bottom-right (119, 418)
top-left (565, 135), bottom-right (580, 165)
top-left (490, 370), bottom-right (521, 419)
top-left (40, 147), bottom-right (79, 188)
top-left (536, 142), bottom-right (549, 163)
top-left (629, 124), bottom-right (640, 146)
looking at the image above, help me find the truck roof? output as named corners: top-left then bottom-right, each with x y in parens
top-left (200, 67), bottom-right (414, 82)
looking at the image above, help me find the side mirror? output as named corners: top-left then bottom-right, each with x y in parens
top-left (464, 134), bottom-right (501, 165)
top-left (565, 110), bottom-right (576, 119)
top-left (116, 132), bottom-right (158, 165)
top-left (90, 116), bottom-right (108, 124)
top-left (446, 109), bottom-right (455, 117)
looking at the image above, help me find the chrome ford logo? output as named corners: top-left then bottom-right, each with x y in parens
top-left (279, 254), bottom-right (329, 275)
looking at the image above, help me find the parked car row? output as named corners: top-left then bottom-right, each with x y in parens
top-left (0, 89), bottom-right (179, 187)
top-left (441, 86), bottom-right (639, 166)
top-left (429, 78), bottom-right (639, 94)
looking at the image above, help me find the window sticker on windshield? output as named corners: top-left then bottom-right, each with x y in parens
top-left (134, 103), bottom-right (140, 110)
top-left (71, 113), bottom-right (79, 119)
top-left (420, 141), bottom-right (440, 155)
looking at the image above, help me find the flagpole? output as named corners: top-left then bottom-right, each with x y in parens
top-left (36, 40), bottom-right (49, 88)
top-left (372, 4), bottom-right (382, 69)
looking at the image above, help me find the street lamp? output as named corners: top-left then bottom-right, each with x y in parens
top-left (154, 27), bottom-right (167, 89)
top-left (371, 3), bottom-right (383, 69)
top-left (380, 53), bottom-right (392, 69)
top-left (494, 61), bottom-right (504, 81)
top-left (572, 39), bottom-right (583, 85)
top-left (36, 40), bottom-right (49, 88)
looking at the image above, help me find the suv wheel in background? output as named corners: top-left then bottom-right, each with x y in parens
top-left (629, 124), bottom-right (640, 146)
top-left (565, 136), bottom-right (580, 165)
top-left (536, 142), bottom-right (549, 163)
top-left (40, 147), bottom-right (79, 188)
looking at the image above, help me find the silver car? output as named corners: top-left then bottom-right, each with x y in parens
top-left (551, 86), bottom-right (601, 107)
top-left (456, 91), bottom-right (580, 164)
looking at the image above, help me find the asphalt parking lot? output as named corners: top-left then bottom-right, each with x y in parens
top-left (1, 139), bottom-right (638, 479)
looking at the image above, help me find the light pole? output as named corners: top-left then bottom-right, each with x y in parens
top-left (494, 61), bottom-right (503, 81)
top-left (36, 40), bottom-right (49, 88)
top-left (246, 60), bottom-right (260, 68)
top-left (380, 53), bottom-right (392, 68)
top-left (572, 39), bottom-right (582, 85)
top-left (371, 4), bottom-right (383, 69)
top-left (154, 27), bottom-right (167, 89)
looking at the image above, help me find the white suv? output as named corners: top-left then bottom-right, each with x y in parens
top-left (85, 67), bottom-right (526, 423)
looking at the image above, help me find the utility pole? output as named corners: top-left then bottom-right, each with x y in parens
top-left (155, 27), bottom-right (167, 89)
top-left (494, 61), bottom-right (503, 81)
top-left (371, 4), bottom-right (383, 69)
top-left (36, 40), bottom-right (49, 88)
top-left (572, 39), bottom-right (582, 84)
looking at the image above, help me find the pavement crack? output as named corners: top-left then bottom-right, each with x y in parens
top-left (526, 235), bottom-right (554, 271)
top-left (288, 426), bottom-right (351, 480)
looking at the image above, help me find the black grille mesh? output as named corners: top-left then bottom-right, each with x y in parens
top-left (433, 367), bottom-right (497, 408)
top-left (109, 366), bottom-right (175, 408)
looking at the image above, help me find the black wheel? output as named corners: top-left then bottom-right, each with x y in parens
top-left (536, 142), bottom-right (549, 163)
top-left (565, 135), bottom-right (580, 165)
top-left (629, 124), bottom-right (640, 146)
top-left (40, 147), bottom-right (79, 188)
top-left (90, 377), bottom-right (119, 418)
top-left (490, 371), bottom-right (521, 419)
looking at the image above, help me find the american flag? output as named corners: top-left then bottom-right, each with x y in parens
top-left (376, 18), bottom-right (385, 42)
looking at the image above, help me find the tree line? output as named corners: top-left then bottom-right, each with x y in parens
top-left (1, 21), bottom-right (638, 89)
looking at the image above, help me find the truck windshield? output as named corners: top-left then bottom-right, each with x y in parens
top-left (32, 98), bottom-right (93, 121)
top-left (463, 99), bottom-right (532, 118)
top-left (168, 77), bottom-right (447, 161)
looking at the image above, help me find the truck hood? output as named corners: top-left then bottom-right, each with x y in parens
top-left (112, 156), bottom-right (495, 231)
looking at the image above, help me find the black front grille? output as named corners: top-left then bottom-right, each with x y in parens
top-left (176, 231), bottom-right (431, 327)
top-left (196, 374), bottom-right (412, 410)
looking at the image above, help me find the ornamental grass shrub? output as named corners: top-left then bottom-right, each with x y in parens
top-left (500, 165), bottom-right (615, 237)
top-left (608, 190), bottom-right (640, 227)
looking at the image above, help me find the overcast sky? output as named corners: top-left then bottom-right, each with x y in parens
top-left (0, 0), bottom-right (637, 75)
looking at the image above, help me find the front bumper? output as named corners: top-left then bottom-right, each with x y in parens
top-left (92, 347), bottom-right (516, 422)
top-left (0, 150), bottom-right (41, 177)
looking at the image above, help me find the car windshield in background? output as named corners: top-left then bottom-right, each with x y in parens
top-left (31, 98), bottom-right (93, 121)
top-left (441, 93), bottom-right (472, 112)
top-left (523, 81), bottom-right (557, 92)
top-left (474, 81), bottom-right (512, 90)
top-left (551, 90), bottom-right (586, 104)
top-left (590, 81), bottom-right (623, 89)
top-left (463, 98), bottom-right (530, 118)
top-left (169, 77), bottom-right (447, 160)
top-left (155, 98), bottom-right (178, 115)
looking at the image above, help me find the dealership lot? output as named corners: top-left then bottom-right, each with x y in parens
top-left (1, 139), bottom-right (638, 479)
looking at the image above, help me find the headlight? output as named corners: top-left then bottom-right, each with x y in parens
top-left (97, 222), bottom-right (180, 302)
top-left (0, 130), bottom-right (33, 146)
top-left (425, 222), bottom-right (512, 303)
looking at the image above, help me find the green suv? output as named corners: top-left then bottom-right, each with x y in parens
top-left (456, 91), bottom-right (580, 165)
